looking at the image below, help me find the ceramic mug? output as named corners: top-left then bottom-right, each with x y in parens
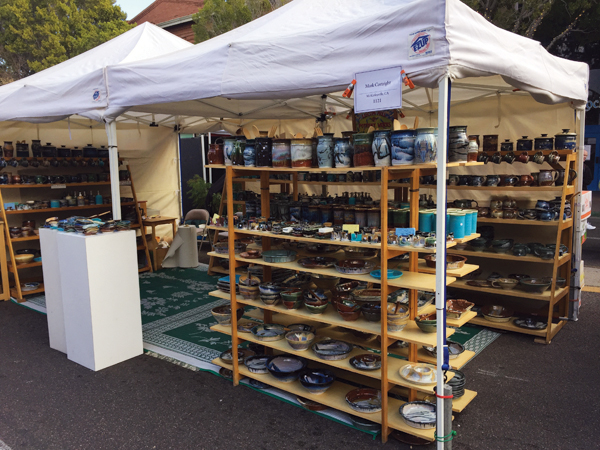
top-left (546, 151), bottom-right (560, 165)
top-left (503, 152), bottom-right (516, 164)
top-left (477, 207), bottom-right (490, 217)
top-left (519, 174), bottom-right (534, 186)
top-left (470, 175), bottom-right (486, 187)
top-left (454, 199), bottom-right (478, 209)
top-left (517, 152), bottom-right (530, 163)
top-left (477, 152), bottom-right (489, 164)
top-left (504, 175), bottom-right (519, 187)
top-left (486, 175), bottom-right (500, 186)
top-left (491, 152), bottom-right (502, 164)
top-left (538, 170), bottom-right (558, 186)
top-left (533, 151), bottom-right (545, 164)
top-left (503, 198), bottom-right (517, 209)
top-left (491, 209), bottom-right (504, 219)
top-left (503, 209), bottom-right (517, 219)
top-left (535, 200), bottom-right (550, 210)
top-left (448, 174), bottom-right (460, 186)
top-left (490, 199), bottom-right (503, 210)
top-left (35, 175), bottom-right (48, 184)
top-left (458, 175), bottom-right (470, 186)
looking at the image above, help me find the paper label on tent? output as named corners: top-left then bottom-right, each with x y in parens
top-left (354, 66), bottom-right (402, 114)
top-left (409, 28), bottom-right (435, 59)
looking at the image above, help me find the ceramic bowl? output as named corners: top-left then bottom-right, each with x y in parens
top-left (335, 280), bottom-right (363, 297)
top-left (387, 303), bottom-right (410, 332)
top-left (399, 401), bottom-right (436, 429)
top-left (251, 323), bottom-right (286, 341)
top-left (345, 388), bottom-right (381, 413)
top-left (311, 339), bottom-right (352, 360)
top-left (514, 317), bottom-right (548, 330)
top-left (481, 305), bottom-right (514, 322)
top-left (281, 288), bottom-right (303, 301)
top-left (422, 340), bottom-right (465, 359)
top-left (240, 275), bottom-right (260, 286)
top-left (259, 282), bottom-right (284, 296)
top-left (304, 301), bottom-right (329, 314)
top-left (14, 253), bottom-right (34, 265)
top-left (508, 273), bottom-right (531, 282)
top-left (337, 309), bottom-right (361, 322)
top-left (446, 299), bottom-right (474, 318)
top-left (282, 297), bottom-right (304, 310)
top-left (239, 284), bottom-right (259, 300)
top-left (243, 355), bottom-right (270, 374)
top-left (285, 330), bottom-right (315, 351)
top-left (298, 368), bottom-right (335, 395)
top-left (296, 396), bottom-right (328, 411)
top-left (399, 363), bottom-right (437, 385)
top-left (311, 274), bottom-right (340, 291)
top-left (415, 312), bottom-right (437, 333)
top-left (266, 355), bottom-right (307, 383)
top-left (336, 298), bottom-right (361, 313)
top-left (360, 302), bottom-right (381, 322)
top-left (334, 259), bottom-right (376, 274)
top-left (519, 277), bottom-right (552, 293)
top-left (211, 305), bottom-right (244, 325)
top-left (349, 354), bottom-right (382, 371)
top-left (303, 288), bottom-right (329, 303)
top-left (262, 249), bottom-right (297, 263)
top-left (343, 246), bottom-right (379, 260)
top-left (287, 323), bottom-right (316, 334)
top-left (349, 416), bottom-right (381, 432)
top-left (468, 237), bottom-right (489, 252)
top-left (491, 278), bottom-right (519, 290)
top-left (423, 254), bottom-right (467, 269)
top-left (260, 293), bottom-right (281, 306)
top-left (219, 348), bottom-right (254, 365)
top-left (491, 239), bottom-right (514, 253)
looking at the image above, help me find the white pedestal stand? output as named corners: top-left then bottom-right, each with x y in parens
top-left (57, 230), bottom-right (143, 371)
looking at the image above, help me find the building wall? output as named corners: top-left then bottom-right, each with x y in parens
top-left (130, 0), bottom-right (204, 25)
top-left (164, 23), bottom-right (196, 43)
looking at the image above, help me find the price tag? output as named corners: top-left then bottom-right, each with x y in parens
top-left (342, 224), bottom-right (360, 233)
top-left (354, 66), bottom-right (402, 114)
top-left (51, 184), bottom-right (66, 189)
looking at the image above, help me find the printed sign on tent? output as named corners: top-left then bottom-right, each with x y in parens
top-left (354, 66), bottom-right (402, 114)
top-left (409, 28), bottom-right (435, 59)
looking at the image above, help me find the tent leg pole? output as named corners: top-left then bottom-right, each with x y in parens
top-left (572, 109), bottom-right (586, 320)
top-left (106, 121), bottom-right (122, 221)
top-left (436, 75), bottom-right (450, 450)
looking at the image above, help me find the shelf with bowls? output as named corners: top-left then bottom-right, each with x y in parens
top-left (211, 323), bottom-right (454, 393)
top-left (10, 235), bottom-right (40, 242)
top-left (207, 251), bottom-right (456, 292)
top-left (469, 316), bottom-right (565, 339)
top-left (395, 258), bottom-right (479, 278)
top-left (419, 184), bottom-right (575, 194)
top-left (5, 202), bottom-right (135, 215)
top-left (211, 358), bottom-right (436, 441)
top-left (447, 249), bottom-right (570, 265)
top-left (10, 282), bottom-right (44, 298)
top-left (448, 279), bottom-right (568, 302)
top-left (209, 291), bottom-right (456, 346)
top-left (476, 217), bottom-right (573, 227)
top-left (8, 260), bottom-right (42, 272)
top-left (0, 181), bottom-right (112, 189)
top-left (417, 304), bottom-right (478, 328)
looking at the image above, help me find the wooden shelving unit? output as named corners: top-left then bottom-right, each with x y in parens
top-left (209, 163), bottom-right (481, 443)
top-left (445, 152), bottom-right (576, 343)
top-left (0, 162), bottom-right (151, 301)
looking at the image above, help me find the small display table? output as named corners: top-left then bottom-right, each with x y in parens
top-left (142, 216), bottom-right (178, 270)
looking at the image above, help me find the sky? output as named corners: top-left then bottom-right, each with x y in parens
top-left (116, 0), bottom-right (156, 20)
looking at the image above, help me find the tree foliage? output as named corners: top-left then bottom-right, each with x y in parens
top-left (192, 0), bottom-right (287, 43)
top-left (0, 0), bottom-right (133, 83)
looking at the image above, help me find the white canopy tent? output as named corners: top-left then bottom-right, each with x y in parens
top-left (0, 22), bottom-right (192, 219)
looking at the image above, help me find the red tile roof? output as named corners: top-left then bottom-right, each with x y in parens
top-left (130, 0), bottom-right (205, 25)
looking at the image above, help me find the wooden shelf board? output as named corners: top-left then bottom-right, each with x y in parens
top-left (138, 267), bottom-right (151, 273)
top-left (210, 291), bottom-right (456, 346)
top-left (232, 178), bottom-right (291, 184)
top-left (10, 284), bottom-right (45, 298)
top-left (211, 358), bottom-right (435, 441)
top-left (477, 217), bottom-right (572, 227)
top-left (453, 233), bottom-right (480, 244)
top-left (5, 203), bottom-right (133, 215)
top-left (207, 252), bottom-right (455, 292)
top-left (420, 185), bottom-right (570, 191)
top-left (8, 261), bottom-right (42, 271)
top-left (449, 279), bottom-right (568, 302)
top-left (10, 235), bottom-right (40, 242)
top-left (0, 181), bottom-right (111, 189)
top-left (469, 316), bottom-right (548, 337)
top-left (447, 248), bottom-right (570, 265)
top-left (396, 259), bottom-right (479, 278)
top-left (391, 346), bottom-right (477, 371)
top-left (207, 161), bottom-right (481, 173)
top-left (212, 323), bottom-right (450, 394)
top-left (403, 388), bottom-right (477, 413)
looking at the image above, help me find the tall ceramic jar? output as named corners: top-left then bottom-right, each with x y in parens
top-left (311, 138), bottom-right (319, 167)
top-left (414, 128), bottom-right (437, 164)
top-left (353, 133), bottom-right (374, 167)
top-left (448, 126), bottom-right (469, 162)
top-left (333, 137), bottom-right (352, 168)
top-left (255, 137), bottom-right (273, 167)
top-left (467, 136), bottom-right (479, 162)
top-left (290, 138), bottom-right (313, 167)
top-left (391, 129), bottom-right (416, 165)
top-left (243, 139), bottom-right (256, 166)
top-left (371, 130), bottom-right (391, 166)
top-left (207, 139), bottom-right (224, 165)
top-left (223, 137), bottom-right (236, 166)
top-left (272, 139), bottom-right (291, 167)
top-left (31, 140), bottom-right (42, 157)
top-left (3, 141), bottom-right (13, 158)
top-left (231, 137), bottom-right (245, 166)
top-left (482, 135), bottom-right (498, 152)
top-left (316, 134), bottom-right (334, 168)
top-left (555, 129), bottom-right (577, 150)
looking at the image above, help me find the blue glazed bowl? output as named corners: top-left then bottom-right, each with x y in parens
top-left (266, 355), bottom-right (307, 383)
top-left (299, 368), bottom-right (335, 395)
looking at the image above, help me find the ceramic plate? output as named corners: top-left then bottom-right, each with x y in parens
top-left (297, 396), bottom-right (328, 411)
top-left (349, 354), bottom-right (382, 371)
top-left (399, 401), bottom-right (436, 429)
top-left (248, 379), bottom-right (269, 390)
top-left (312, 339), bottom-right (353, 360)
top-left (237, 321), bottom-right (261, 333)
top-left (466, 280), bottom-right (492, 288)
top-left (244, 355), bottom-right (270, 374)
top-left (514, 317), bottom-right (547, 330)
top-left (297, 257), bottom-right (338, 269)
top-left (251, 324), bottom-right (286, 341)
top-left (399, 363), bottom-right (437, 385)
top-left (370, 269), bottom-right (402, 279)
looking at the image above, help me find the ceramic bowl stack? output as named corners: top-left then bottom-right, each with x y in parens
top-left (259, 282), bottom-right (284, 305)
top-left (387, 303), bottom-right (409, 332)
top-left (266, 355), bottom-right (307, 383)
top-left (399, 401), bottom-right (437, 429)
top-left (303, 289), bottom-right (329, 314)
top-left (280, 288), bottom-right (304, 309)
top-left (239, 275), bottom-right (260, 300)
top-left (361, 302), bottom-right (381, 322)
top-left (447, 369), bottom-right (466, 398)
top-left (217, 275), bottom-right (240, 294)
top-left (311, 339), bottom-right (352, 360)
top-left (335, 298), bottom-right (361, 321)
top-left (211, 304), bottom-right (244, 325)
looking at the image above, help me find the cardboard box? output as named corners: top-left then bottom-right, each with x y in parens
top-left (581, 191), bottom-right (592, 220)
top-left (155, 247), bottom-right (169, 269)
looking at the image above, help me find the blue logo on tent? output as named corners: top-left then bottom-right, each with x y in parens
top-left (411, 35), bottom-right (430, 53)
top-left (93, 89), bottom-right (100, 101)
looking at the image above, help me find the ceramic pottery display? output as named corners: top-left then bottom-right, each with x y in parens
top-left (272, 139), bottom-right (291, 167)
top-left (316, 133), bottom-right (334, 168)
top-left (516, 136), bottom-right (533, 151)
top-left (555, 129), bottom-right (576, 150)
top-left (449, 126), bottom-right (469, 162)
top-left (482, 134), bottom-right (498, 152)
top-left (333, 137), bottom-right (352, 168)
top-left (255, 137), bottom-right (273, 167)
top-left (391, 129), bottom-right (416, 165)
top-left (243, 139), bottom-right (256, 166)
top-left (290, 138), bottom-right (313, 167)
top-left (500, 139), bottom-right (513, 152)
top-left (414, 128), bottom-right (437, 164)
top-left (353, 133), bottom-right (375, 166)
top-left (223, 138), bottom-right (236, 166)
top-left (534, 134), bottom-right (553, 150)
top-left (371, 130), bottom-right (391, 166)
top-left (399, 402), bottom-right (436, 429)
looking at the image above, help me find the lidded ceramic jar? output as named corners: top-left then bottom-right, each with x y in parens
top-left (3, 141), bottom-right (14, 157)
top-left (448, 126), bottom-right (469, 162)
top-left (290, 138), bottom-right (313, 168)
top-left (414, 128), bottom-right (438, 164)
top-left (316, 134), bottom-right (334, 168)
top-left (31, 140), bottom-right (42, 157)
top-left (82, 143), bottom-right (97, 157)
top-left (555, 129), bottom-right (576, 150)
top-left (534, 134), bottom-right (554, 150)
top-left (391, 129), bottom-right (416, 166)
top-left (516, 136), bottom-right (533, 151)
top-left (500, 139), bottom-right (513, 152)
top-left (272, 139), bottom-right (291, 167)
top-left (353, 133), bottom-right (374, 167)
top-left (482, 135), bottom-right (498, 152)
top-left (371, 130), bottom-right (392, 166)
top-left (16, 141), bottom-right (29, 157)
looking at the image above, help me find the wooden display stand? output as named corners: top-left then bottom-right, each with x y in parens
top-left (205, 162), bottom-right (482, 443)
top-left (0, 159), bottom-right (152, 302)
top-left (142, 216), bottom-right (177, 271)
top-left (0, 221), bottom-right (9, 301)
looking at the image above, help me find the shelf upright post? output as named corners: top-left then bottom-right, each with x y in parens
top-left (572, 110), bottom-right (585, 320)
top-left (380, 166), bottom-right (390, 443)
top-left (226, 166), bottom-right (241, 385)
top-left (435, 75), bottom-right (451, 450)
top-left (105, 121), bottom-right (121, 221)
top-left (408, 167), bottom-right (420, 402)
top-left (260, 170), bottom-right (273, 324)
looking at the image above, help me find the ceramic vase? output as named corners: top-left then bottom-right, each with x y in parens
top-left (371, 130), bottom-right (391, 166)
top-left (353, 133), bottom-right (374, 167)
top-left (272, 139), bottom-right (291, 167)
top-left (414, 128), bottom-right (437, 164)
top-left (223, 138), bottom-right (236, 166)
top-left (207, 141), bottom-right (224, 165)
top-left (449, 126), bottom-right (469, 162)
top-left (243, 139), bottom-right (256, 166)
top-left (391, 129), bottom-right (416, 166)
top-left (316, 134), bottom-right (334, 168)
top-left (333, 137), bottom-right (352, 168)
top-left (255, 137), bottom-right (273, 167)
top-left (231, 137), bottom-right (245, 166)
top-left (290, 139), bottom-right (313, 168)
